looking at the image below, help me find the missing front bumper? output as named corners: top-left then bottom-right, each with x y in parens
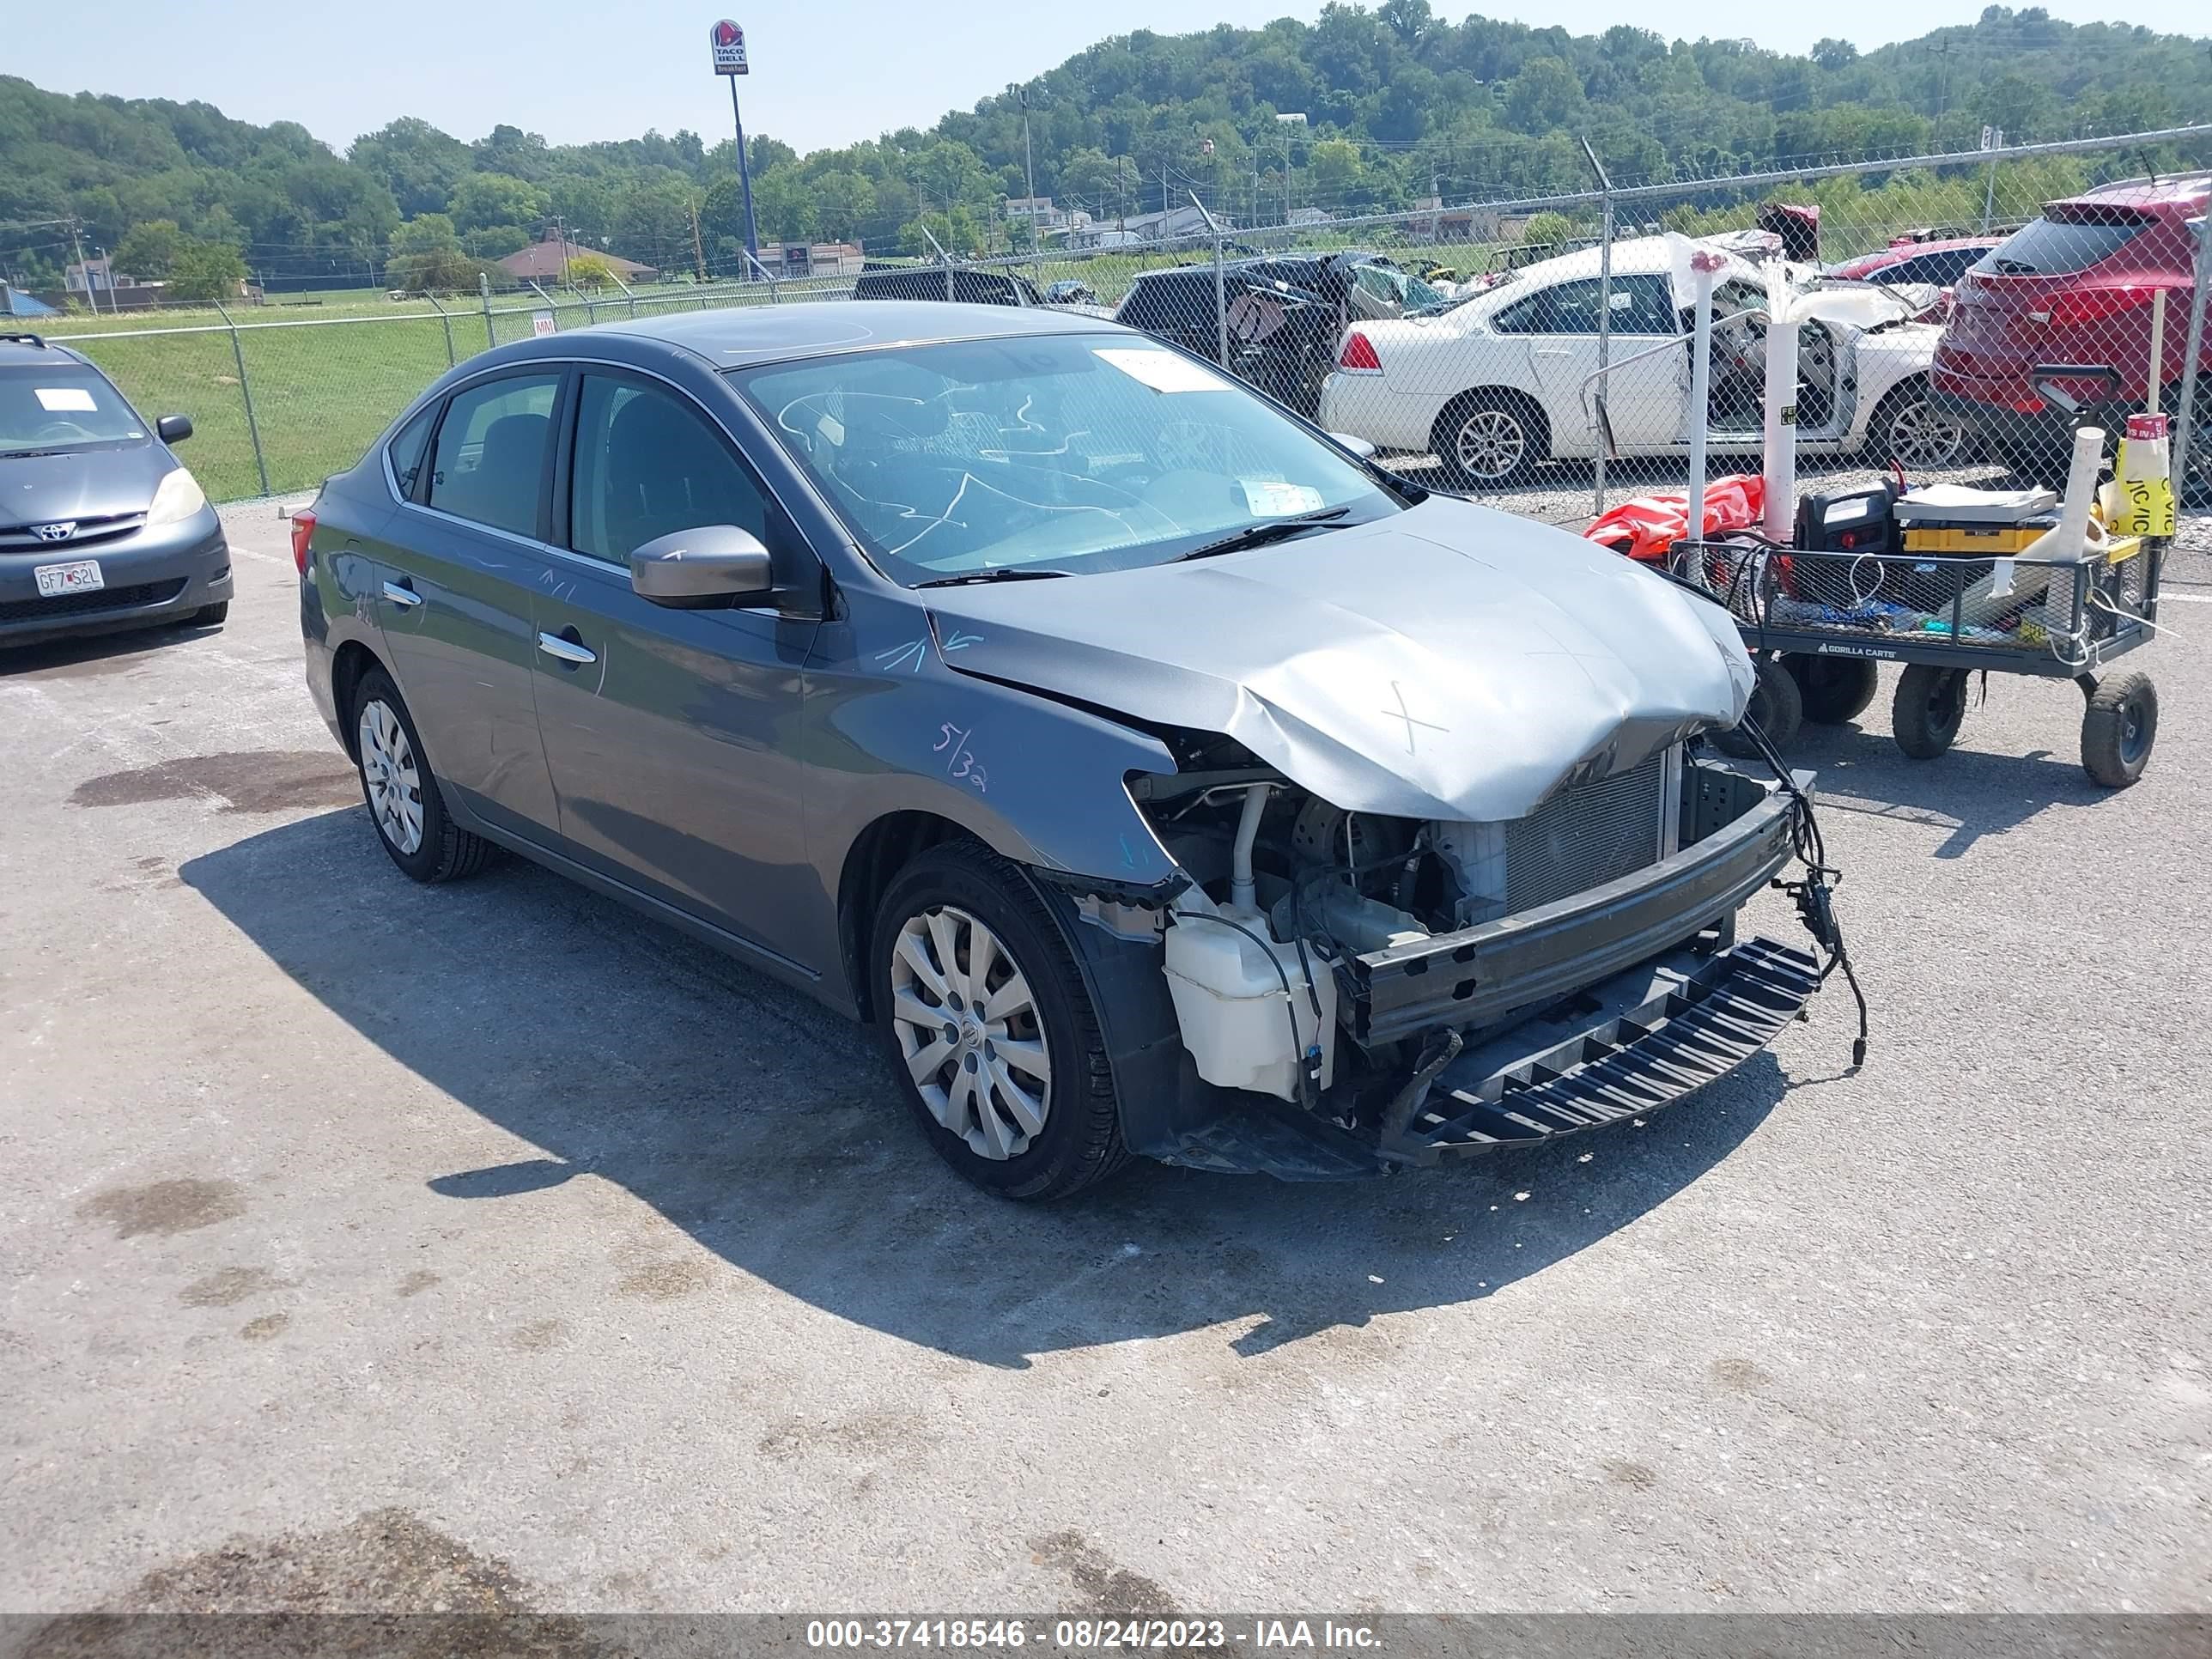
top-left (1150, 935), bottom-right (1818, 1179)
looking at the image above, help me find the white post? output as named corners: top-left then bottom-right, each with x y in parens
top-left (1761, 267), bottom-right (1800, 543)
top-left (2147, 287), bottom-right (2166, 415)
top-left (1686, 250), bottom-right (1726, 556)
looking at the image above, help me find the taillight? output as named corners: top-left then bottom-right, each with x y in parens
top-left (289, 508), bottom-right (316, 575)
top-left (1338, 331), bottom-right (1382, 373)
top-left (2039, 287), bottom-right (2157, 328)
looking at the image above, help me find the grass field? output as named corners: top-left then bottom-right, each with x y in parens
top-left (40, 237), bottom-right (1518, 503)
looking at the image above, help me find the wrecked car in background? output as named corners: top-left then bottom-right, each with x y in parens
top-left (295, 301), bottom-right (1861, 1201)
top-left (1322, 233), bottom-right (1966, 488)
top-left (1115, 252), bottom-right (1449, 418)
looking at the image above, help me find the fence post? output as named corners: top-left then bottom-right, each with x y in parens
top-left (1187, 191), bottom-right (1230, 368)
top-left (423, 291), bottom-right (457, 366)
top-left (212, 300), bottom-right (271, 500)
top-left (1581, 137), bottom-right (1614, 520)
top-left (479, 273), bottom-right (496, 352)
top-left (2172, 214), bottom-right (2209, 508)
top-left (611, 272), bottom-right (639, 319)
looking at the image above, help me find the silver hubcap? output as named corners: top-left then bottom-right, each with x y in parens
top-left (1887, 398), bottom-right (1966, 468)
top-left (1454, 409), bottom-right (1526, 481)
top-left (888, 905), bottom-right (1051, 1161)
top-left (356, 699), bottom-right (425, 855)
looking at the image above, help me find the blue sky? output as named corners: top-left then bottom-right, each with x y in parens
top-left (12, 0), bottom-right (2204, 156)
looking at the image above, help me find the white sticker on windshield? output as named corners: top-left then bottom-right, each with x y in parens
top-left (35, 387), bottom-right (97, 412)
top-left (1241, 478), bottom-right (1326, 517)
top-left (1092, 348), bottom-right (1232, 394)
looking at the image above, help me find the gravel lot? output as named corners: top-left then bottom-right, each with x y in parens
top-left (2, 500), bottom-right (2208, 1620)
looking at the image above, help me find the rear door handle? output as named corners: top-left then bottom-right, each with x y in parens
top-left (537, 629), bottom-right (597, 665)
top-left (380, 580), bottom-right (422, 610)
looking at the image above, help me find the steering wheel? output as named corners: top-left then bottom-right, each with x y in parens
top-left (33, 419), bottom-right (95, 442)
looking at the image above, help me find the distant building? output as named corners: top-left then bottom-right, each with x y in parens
top-left (497, 231), bottom-right (658, 285)
top-left (754, 241), bottom-right (866, 280)
top-left (63, 256), bottom-right (167, 310)
top-left (1287, 207), bottom-right (1334, 228)
top-left (1, 283), bottom-right (61, 318)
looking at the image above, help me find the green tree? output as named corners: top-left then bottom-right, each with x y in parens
top-left (1504, 57), bottom-right (1585, 135)
top-left (566, 252), bottom-right (616, 289)
top-left (167, 238), bottom-right (248, 301)
top-left (448, 172), bottom-right (545, 235)
top-left (112, 219), bottom-right (185, 280)
top-left (387, 213), bottom-right (459, 259)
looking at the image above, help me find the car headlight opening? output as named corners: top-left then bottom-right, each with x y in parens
top-left (146, 466), bottom-right (208, 527)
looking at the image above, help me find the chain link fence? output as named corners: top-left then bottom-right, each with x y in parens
top-left (37, 127), bottom-right (2211, 540)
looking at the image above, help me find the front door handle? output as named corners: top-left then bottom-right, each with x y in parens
top-left (380, 580), bottom-right (423, 610)
top-left (537, 629), bottom-right (597, 666)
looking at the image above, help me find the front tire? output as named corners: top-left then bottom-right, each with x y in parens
top-left (350, 666), bottom-right (495, 884)
top-left (2081, 672), bottom-right (2156, 788)
top-left (870, 842), bottom-right (1127, 1200)
top-left (1788, 653), bottom-right (1879, 725)
top-left (1892, 664), bottom-right (1970, 759)
top-left (1433, 393), bottom-right (1544, 489)
top-left (190, 600), bottom-right (229, 628)
top-left (1716, 655), bottom-right (1804, 757)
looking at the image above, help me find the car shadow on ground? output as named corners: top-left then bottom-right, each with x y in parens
top-left (0, 617), bottom-right (220, 682)
top-left (184, 808), bottom-right (1791, 1369)
top-left (1779, 708), bottom-right (2110, 858)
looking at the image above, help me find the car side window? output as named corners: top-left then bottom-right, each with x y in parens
top-left (388, 403), bottom-right (438, 499)
top-left (568, 374), bottom-right (769, 565)
top-left (427, 374), bottom-right (561, 538)
top-left (1493, 274), bottom-right (1675, 336)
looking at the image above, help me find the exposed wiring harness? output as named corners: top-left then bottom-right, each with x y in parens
top-left (1729, 715), bottom-right (1870, 1070)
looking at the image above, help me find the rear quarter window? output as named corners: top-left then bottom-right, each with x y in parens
top-left (1983, 212), bottom-right (2148, 276)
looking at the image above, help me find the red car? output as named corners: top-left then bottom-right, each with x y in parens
top-left (1828, 235), bottom-right (2003, 319)
top-left (1931, 173), bottom-right (2209, 492)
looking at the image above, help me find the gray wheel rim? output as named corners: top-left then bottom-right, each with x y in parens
top-left (357, 699), bottom-right (425, 856)
top-left (1886, 398), bottom-right (1966, 468)
top-left (888, 905), bottom-right (1052, 1161)
top-left (1454, 409), bottom-right (1527, 481)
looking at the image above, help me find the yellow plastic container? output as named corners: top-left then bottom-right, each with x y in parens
top-left (1901, 518), bottom-right (2059, 555)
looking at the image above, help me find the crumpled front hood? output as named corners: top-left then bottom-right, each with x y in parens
top-left (926, 495), bottom-right (1754, 822)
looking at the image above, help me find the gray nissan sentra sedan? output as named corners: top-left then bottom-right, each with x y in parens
top-left (296, 301), bottom-right (1863, 1200)
top-left (2, 333), bottom-right (232, 648)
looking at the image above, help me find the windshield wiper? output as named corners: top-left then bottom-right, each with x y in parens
top-left (1178, 506), bottom-right (1352, 562)
top-left (1, 449), bottom-right (70, 460)
top-left (911, 566), bottom-right (1077, 588)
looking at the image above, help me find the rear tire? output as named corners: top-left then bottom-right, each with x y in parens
top-left (1870, 379), bottom-right (1968, 471)
top-left (1892, 664), bottom-right (1970, 759)
top-left (870, 842), bottom-right (1127, 1201)
top-left (2081, 672), bottom-right (2156, 789)
top-left (191, 601), bottom-right (229, 627)
top-left (1716, 655), bottom-right (1803, 757)
top-left (349, 666), bottom-right (495, 884)
top-left (1432, 392), bottom-right (1545, 489)
top-left (1788, 653), bottom-right (1879, 725)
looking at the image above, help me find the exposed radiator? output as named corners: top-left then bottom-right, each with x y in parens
top-left (1434, 748), bottom-right (1674, 925)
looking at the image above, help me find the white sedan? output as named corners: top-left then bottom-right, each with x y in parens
top-left (1318, 234), bottom-right (1966, 489)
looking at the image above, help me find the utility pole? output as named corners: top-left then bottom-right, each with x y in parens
top-left (66, 219), bottom-right (94, 313)
top-left (690, 198), bottom-right (709, 283)
top-left (555, 216), bottom-right (571, 290)
top-left (1020, 86), bottom-right (1039, 280)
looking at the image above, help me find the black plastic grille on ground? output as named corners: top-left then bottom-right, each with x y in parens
top-left (0, 577), bottom-right (187, 624)
top-left (1395, 936), bottom-right (1819, 1161)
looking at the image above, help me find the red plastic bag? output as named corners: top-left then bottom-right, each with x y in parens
top-left (1583, 474), bottom-right (1766, 563)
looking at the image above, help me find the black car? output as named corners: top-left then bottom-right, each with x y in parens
top-left (1, 333), bottom-right (230, 648)
top-left (1113, 252), bottom-right (1441, 416)
top-left (853, 266), bottom-right (1045, 307)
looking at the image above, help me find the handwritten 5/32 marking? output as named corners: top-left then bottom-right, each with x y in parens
top-left (933, 722), bottom-right (990, 794)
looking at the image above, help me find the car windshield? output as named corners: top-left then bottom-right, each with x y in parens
top-left (732, 332), bottom-right (1396, 584)
top-left (0, 362), bottom-right (148, 457)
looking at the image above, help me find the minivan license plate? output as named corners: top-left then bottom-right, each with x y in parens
top-left (33, 560), bottom-right (103, 598)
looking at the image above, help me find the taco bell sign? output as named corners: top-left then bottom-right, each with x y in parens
top-left (709, 19), bottom-right (749, 75)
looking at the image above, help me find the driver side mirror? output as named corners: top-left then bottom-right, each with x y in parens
top-left (156, 414), bottom-right (192, 444)
top-left (629, 525), bottom-right (775, 609)
top-left (1328, 431), bottom-right (1378, 460)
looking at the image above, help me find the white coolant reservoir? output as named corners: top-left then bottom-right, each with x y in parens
top-left (1162, 892), bottom-right (1337, 1103)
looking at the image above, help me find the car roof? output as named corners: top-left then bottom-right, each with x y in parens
top-left (582, 299), bottom-right (1123, 366)
top-left (2058, 172), bottom-right (2212, 213)
top-left (0, 337), bottom-right (87, 369)
top-left (1836, 237), bottom-right (1999, 271)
